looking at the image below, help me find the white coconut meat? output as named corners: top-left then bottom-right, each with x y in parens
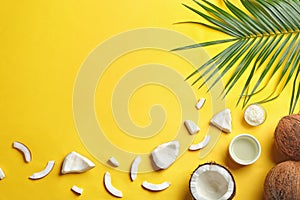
top-left (108, 156), bottom-right (120, 167)
top-left (190, 163), bottom-right (235, 200)
top-left (130, 156), bottom-right (141, 181)
top-left (0, 168), bottom-right (5, 180)
top-left (142, 181), bottom-right (170, 191)
top-left (210, 109), bottom-right (232, 133)
top-left (29, 160), bottom-right (55, 180)
top-left (189, 135), bottom-right (211, 151)
top-left (195, 98), bottom-right (206, 110)
top-left (151, 140), bottom-right (180, 170)
top-left (244, 104), bottom-right (266, 126)
top-left (104, 171), bottom-right (123, 198)
top-left (61, 151), bottom-right (95, 174)
top-left (12, 141), bottom-right (32, 163)
top-left (184, 120), bottom-right (200, 135)
top-left (71, 185), bottom-right (83, 195)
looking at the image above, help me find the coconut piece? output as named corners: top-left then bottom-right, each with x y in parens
top-left (71, 185), bottom-right (83, 195)
top-left (29, 160), bottom-right (55, 180)
top-left (142, 181), bottom-right (170, 191)
top-left (210, 108), bottom-right (232, 133)
top-left (61, 151), bottom-right (95, 174)
top-left (130, 156), bottom-right (141, 181)
top-left (151, 140), bottom-right (180, 170)
top-left (195, 98), bottom-right (206, 110)
top-left (0, 168), bottom-right (5, 180)
top-left (104, 171), bottom-right (123, 198)
top-left (108, 156), bottom-right (120, 167)
top-left (244, 104), bottom-right (266, 126)
top-left (12, 141), bottom-right (32, 163)
top-left (184, 120), bottom-right (200, 135)
top-left (274, 114), bottom-right (300, 161)
top-left (264, 160), bottom-right (300, 200)
top-left (189, 135), bottom-right (211, 151)
top-left (190, 162), bottom-right (236, 200)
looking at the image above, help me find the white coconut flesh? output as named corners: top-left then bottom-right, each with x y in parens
top-left (142, 181), bottom-right (170, 191)
top-left (190, 163), bottom-right (235, 200)
top-left (184, 120), bottom-right (200, 135)
top-left (210, 109), bottom-right (232, 133)
top-left (13, 141), bottom-right (32, 163)
top-left (108, 156), bottom-right (120, 167)
top-left (189, 135), bottom-right (211, 151)
top-left (71, 185), bottom-right (83, 195)
top-left (104, 171), bottom-right (123, 198)
top-left (130, 156), bottom-right (141, 181)
top-left (29, 160), bottom-right (55, 180)
top-left (61, 151), bottom-right (95, 174)
top-left (0, 168), bottom-right (5, 180)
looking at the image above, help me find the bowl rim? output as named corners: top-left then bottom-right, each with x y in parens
top-left (229, 133), bottom-right (261, 165)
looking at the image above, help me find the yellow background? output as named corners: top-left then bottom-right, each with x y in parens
top-left (0, 0), bottom-right (294, 199)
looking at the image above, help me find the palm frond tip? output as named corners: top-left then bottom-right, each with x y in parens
top-left (176, 0), bottom-right (300, 113)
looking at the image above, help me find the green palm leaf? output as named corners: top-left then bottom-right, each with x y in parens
top-left (174, 0), bottom-right (300, 113)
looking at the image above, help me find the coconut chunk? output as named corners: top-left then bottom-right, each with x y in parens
top-left (108, 156), bottom-right (120, 167)
top-left (130, 156), bottom-right (141, 181)
top-left (189, 135), bottom-right (211, 151)
top-left (104, 171), bottom-right (123, 198)
top-left (195, 98), bottom-right (206, 110)
top-left (0, 168), bottom-right (5, 180)
top-left (210, 109), bottom-right (232, 133)
top-left (142, 181), bottom-right (170, 191)
top-left (71, 185), bottom-right (83, 195)
top-left (184, 120), bottom-right (200, 135)
top-left (61, 151), bottom-right (95, 174)
top-left (151, 140), bottom-right (179, 170)
top-left (12, 141), bottom-right (32, 163)
top-left (29, 160), bottom-right (55, 180)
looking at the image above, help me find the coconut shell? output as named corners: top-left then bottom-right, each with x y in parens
top-left (264, 161), bottom-right (300, 200)
top-left (274, 114), bottom-right (300, 161)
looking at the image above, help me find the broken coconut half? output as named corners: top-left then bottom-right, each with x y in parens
top-left (190, 162), bottom-right (236, 200)
top-left (151, 140), bottom-right (180, 170)
top-left (210, 109), bottom-right (232, 133)
top-left (61, 151), bottom-right (95, 174)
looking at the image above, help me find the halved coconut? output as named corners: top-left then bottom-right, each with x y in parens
top-left (189, 162), bottom-right (236, 200)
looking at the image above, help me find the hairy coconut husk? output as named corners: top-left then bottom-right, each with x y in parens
top-left (264, 161), bottom-right (300, 200)
top-left (274, 114), bottom-right (300, 161)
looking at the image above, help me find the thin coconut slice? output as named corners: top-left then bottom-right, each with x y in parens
top-left (184, 120), bottom-right (200, 135)
top-left (61, 151), bottom-right (95, 174)
top-left (195, 98), bottom-right (206, 110)
top-left (0, 168), bottom-right (5, 180)
top-left (29, 160), bottom-right (55, 180)
top-left (71, 185), bottom-right (83, 195)
top-left (104, 171), bottom-right (123, 198)
top-left (108, 156), bottom-right (120, 167)
top-left (210, 109), bottom-right (232, 133)
top-left (12, 141), bottom-right (32, 163)
top-left (189, 135), bottom-right (211, 151)
top-left (130, 156), bottom-right (141, 181)
top-left (142, 181), bottom-right (170, 191)
top-left (190, 162), bottom-right (236, 200)
top-left (151, 140), bottom-right (180, 170)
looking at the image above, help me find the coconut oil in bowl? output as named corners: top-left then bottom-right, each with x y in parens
top-left (229, 134), bottom-right (261, 165)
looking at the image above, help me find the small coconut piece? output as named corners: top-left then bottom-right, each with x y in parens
top-left (151, 140), bottom-right (180, 170)
top-left (264, 160), bottom-right (300, 200)
top-left (184, 120), bottom-right (200, 135)
top-left (210, 108), bottom-right (232, 133)
top-left (29, 160), bottom-right (55, 180)
top-left (61, 151), bottom-right (95, 174)
top-left (108, 156), bottom-right (120, 167)
top-left (104, 171), bottom-right (123, 198)
top-left (274, 114), bottom-right (300, 161)
top-left (244, 104), bottom-right (266, 126)
top-left (71, 185), bottom-right (83, 195)
top-left (12, 141), bottom-right (32, 163)
top-left (0, 168), bottom-right (5, 180)
top-left (142, 181), bottom-right (170, 191)
top-left (130, 156), bottom-right (141, 181)
top-left (195, 98), bottom-right (206, 110)
top-left (189, 135), bottom-right (211, 151)
top-left (190, 162), bottom-right (236, 200)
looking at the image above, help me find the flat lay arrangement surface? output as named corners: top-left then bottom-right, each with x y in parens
top-left (0, 0), bottom-right (299, 199)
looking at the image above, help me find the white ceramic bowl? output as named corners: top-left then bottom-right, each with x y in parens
top-left (229, 134), bottom-right (261, 165)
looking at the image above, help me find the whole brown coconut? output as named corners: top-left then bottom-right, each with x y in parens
top-left (264, 161), bottom-right (300, 200)
top-left (274, 114), bottom-right (300, 161)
